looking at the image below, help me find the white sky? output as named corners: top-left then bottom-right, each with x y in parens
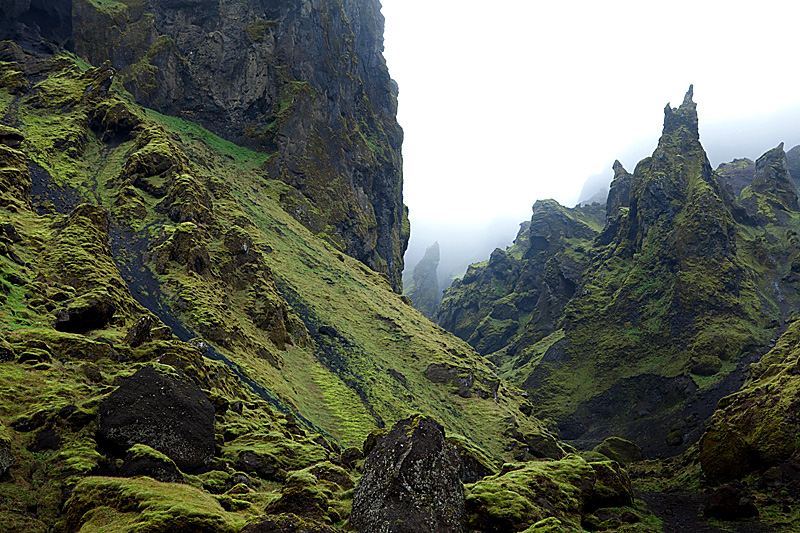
top-left (381, 0), bottom-right (800, 271)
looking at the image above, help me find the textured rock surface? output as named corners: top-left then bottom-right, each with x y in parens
top-left (0, 445), bottom-right (13, 477)
top-left (406, 241), bottom-right (440, 319)
top-left (592, 436), bottom-right (642, 466)
top-left (98, 365), bottom-right (215, 473)
top-left (70, 0), bottom-right (408, 291)
top-left (351, 415), bottom-right (465, 533)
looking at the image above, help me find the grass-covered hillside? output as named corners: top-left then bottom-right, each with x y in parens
top-left (0, 44), bottom-right (574, 531)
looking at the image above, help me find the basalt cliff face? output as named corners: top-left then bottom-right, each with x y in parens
top-left (439, 87), bottom-right (800, 459)
top-left (4, 0), bottom-right (408, 291)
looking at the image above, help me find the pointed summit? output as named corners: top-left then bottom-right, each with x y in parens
top-left (683, 84), bottom-right (694, 105)
top-left (661, 85), bottom-right (700, 146)
top-left (748, 142), bottom-right (798, 214)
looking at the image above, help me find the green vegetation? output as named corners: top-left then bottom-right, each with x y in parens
top-left (0, 46), bottom-right (567, 531)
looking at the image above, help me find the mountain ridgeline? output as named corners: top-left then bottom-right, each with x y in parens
top-left (438, 86), bottom-right (800, 455)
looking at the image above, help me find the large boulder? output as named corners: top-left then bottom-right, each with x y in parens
top-left (97, 365), bottom-right (215, 473)
top-left (351, 415), bottom-right (465, 533)
top-left (592, 436), bottom-right (642, 466)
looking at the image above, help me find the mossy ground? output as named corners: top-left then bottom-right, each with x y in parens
top-left (0, 49), bottom-right (572, 531)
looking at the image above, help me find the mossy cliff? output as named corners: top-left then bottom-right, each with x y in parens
top-left (0, 37), bottom-right (588, 530)
top-left (62, 0), bottom-right (408, 291)
top-left (405, 241), bottom-right (441, 319)
top-left (439, 87), bottom-right (800, 456)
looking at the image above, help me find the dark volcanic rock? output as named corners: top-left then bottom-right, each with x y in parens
top-left (71, 0), bottom-right (408, 291)
top-left (97, 365), bottom-right (215, 473)
top-left (704, 485), bottom-right (759, 520)
top-left (351, 415), bottom-right (465, 533)
top-left (236, 450), bottom-right (278, 480)
top-left (744, 142), bottom-right (799, 220)
top-left (118, 445), bottom-right (183, 484)
top-left (27, 427), bottom-right (61, 452)
top-left (125, 316), bottom-right (153, 347)
top-left (0, 338), bottom-right (15, 363)
top-left (716, 158), bottom-right (756, 197)
top-left (55, 295), bottom-right (117, 333)
top-left (593, 436), bottom-right (642, 465)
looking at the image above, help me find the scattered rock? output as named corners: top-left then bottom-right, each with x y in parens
top-left (27, 427), bottom-right (61, 452)
top-left (0, 445), bottom-right (14, 477)
top-left (338, 447), bottom-right (363, 469)
top-left (118, 444), bottom-right (184, 484)
top-left (592, 437), bottom-right (642, 465)
top-left (236, 450), bottom-right (278, 480)
top-left (351, 415), bottom-right (465, 533)
top-left (0, 338), bottom-right (15, 362)
top-left (81, 364), bottom-right (104, 383)
top-left (264, 476), bottom-right (330, 522)
top-left (126, 316), bottom-right (153, 347)
top-left (1, 223), bottom-right (22, 242)
top-left (449, 437), bottom-right (497, 483)
top-left (705, 485), bottom-right (759, 519)
top-left (97, 365), bottom-right (215, 473)
top-left (240, 513), bottom-right (342, 533)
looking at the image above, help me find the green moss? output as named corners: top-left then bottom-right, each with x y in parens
top-left (61, 476), bottom-right (247, 532)
top-left (465, 455), bottom-right (634, 532)
top-left (246, 19), bottom-right (278, 41)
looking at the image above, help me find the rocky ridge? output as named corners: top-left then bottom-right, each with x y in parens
top-left (438, 87), bottom-right (800, 460)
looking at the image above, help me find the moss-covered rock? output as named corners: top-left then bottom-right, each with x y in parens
top-left (592, 437), bottom-right (642, 466)
top-left (464, 455), bottom-right (634, 532)
top-left (351, 415), bottom-right (465, 533)
top-left (700, 318), bottom-right (800, 484)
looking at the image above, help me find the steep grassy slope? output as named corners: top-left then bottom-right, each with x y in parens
top-left (0, 44), bottom-right (578, 530)
top-left (438, 87), bottom-right (800, 456)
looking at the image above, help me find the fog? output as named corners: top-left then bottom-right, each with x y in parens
top-left (381, 0), bottom-right (800, 288)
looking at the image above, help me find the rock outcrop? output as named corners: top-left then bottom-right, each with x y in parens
top-left (406, 241), bottom-right (441, 319)
top-left (98, 365), bottom-right (216, 473)
top-left (351, 415), bottom-right (465, 533)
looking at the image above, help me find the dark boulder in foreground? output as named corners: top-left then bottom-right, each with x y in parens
top-left (98, 365), bottom-right (215, 473)
top-left (54, 294), bottom-right (117, 333)
top-left (351, 414), bottom-right (464, 533)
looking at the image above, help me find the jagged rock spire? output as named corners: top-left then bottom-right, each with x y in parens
top-left (661, 85), bottom-right (699, 144)
top-left (606, 160), bottom-right (632, 218)
top-left (683, 84), bottom-right (694, 105)
top-left (750, 142), bottom-right (798, 212)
